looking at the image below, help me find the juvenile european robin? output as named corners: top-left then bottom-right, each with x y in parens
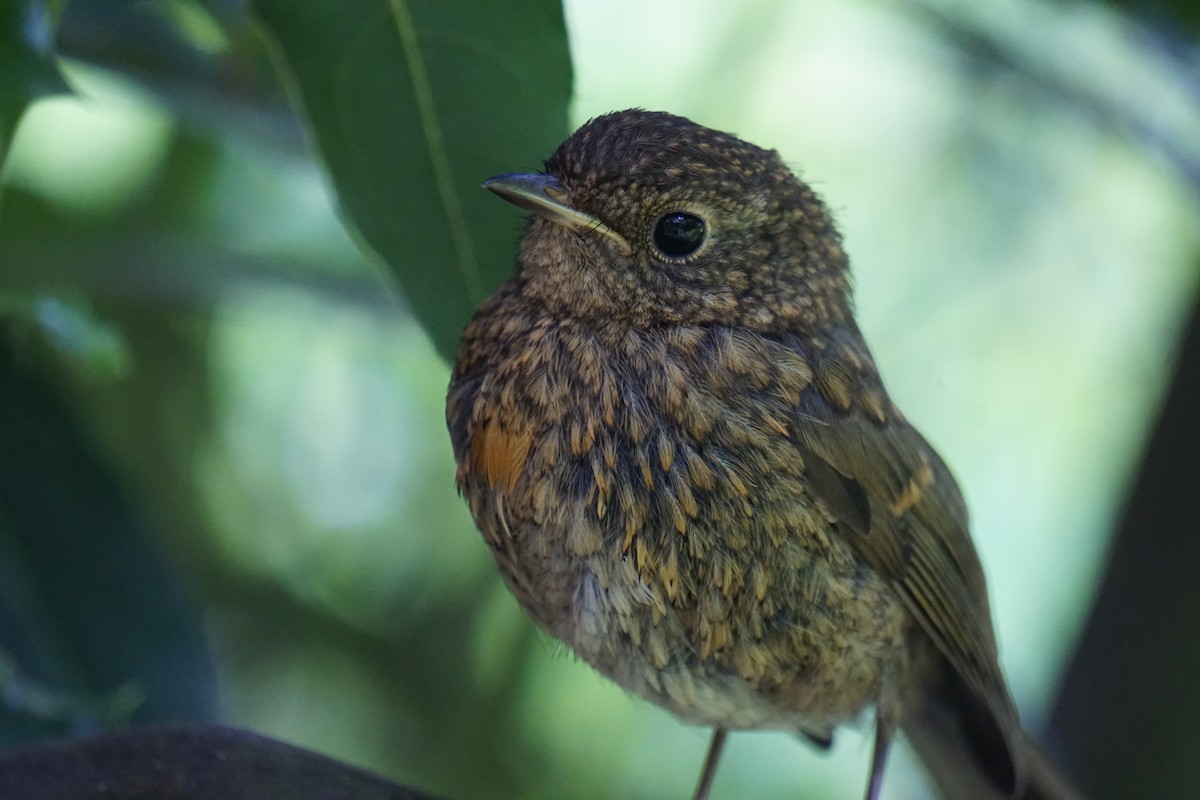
top-left (446, 110), bottom-right (1080, 799)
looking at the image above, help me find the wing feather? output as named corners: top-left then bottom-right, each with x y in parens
top-left (793, 348), bottom-right (1023, 792)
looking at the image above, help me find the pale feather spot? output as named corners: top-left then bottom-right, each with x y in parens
top-left (891, 460), bottom-right (934, 516)
top-left (572, 570), bottom-right (608, 643)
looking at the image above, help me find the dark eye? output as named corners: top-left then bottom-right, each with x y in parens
top-left (652, 212), bottom-right (706, 257)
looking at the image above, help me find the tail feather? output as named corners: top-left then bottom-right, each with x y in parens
top-left (904, 699), bottom-right (1086, 800)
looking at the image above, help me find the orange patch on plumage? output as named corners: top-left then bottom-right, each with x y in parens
top-left (467, 418), bottom-right (533, 493)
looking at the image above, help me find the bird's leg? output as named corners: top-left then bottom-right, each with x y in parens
top-left (864, 718), bottom-right (894, 800)
top-left (691, 728), bottom-right (729, 800)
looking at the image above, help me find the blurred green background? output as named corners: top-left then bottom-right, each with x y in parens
top-left (1, 0), bottom-right (1198, 798)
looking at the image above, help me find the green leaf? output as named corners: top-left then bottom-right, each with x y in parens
top-left (250, 0), bottom-right (573, 359)
top-left (0, 0), bottom-right (70, 166)
top-left (0, 345), bottom-right (218, 745)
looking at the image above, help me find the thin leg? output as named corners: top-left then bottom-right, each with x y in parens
top-left (692, 728), bottom-right (729, 800)
top-left (864, 720), bottom-right (894, 800)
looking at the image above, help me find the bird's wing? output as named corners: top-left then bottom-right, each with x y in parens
top-left (790, 331), bottom-right (1022, 792)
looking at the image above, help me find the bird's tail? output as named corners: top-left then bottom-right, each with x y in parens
top-left (903, 697), bottom-right (1086, 800)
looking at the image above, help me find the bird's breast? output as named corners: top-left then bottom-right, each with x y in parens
top-left (448, 317), bottom-right (910, 729)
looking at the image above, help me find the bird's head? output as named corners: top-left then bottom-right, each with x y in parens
top-left (485, 109), bottom-right (853, 332)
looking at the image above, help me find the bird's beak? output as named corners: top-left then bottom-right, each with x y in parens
top-left (482, 173), bottom-right (629, 253)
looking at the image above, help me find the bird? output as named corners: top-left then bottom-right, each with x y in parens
top-left (446, 109), bottom-right (1082, 800)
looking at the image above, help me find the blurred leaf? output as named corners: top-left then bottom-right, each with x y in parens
top-left (250, 0), bottom-right (572, 359)
top-left (1103, 0), bottom-right (1200, 37)
top-left (0, 0), bottom-right (69, 165)
top-left (0, 341), bottom-right (218, 746)
top-left (56, 0), bottom-right (302, 151)
top-left (28, 296), bottom-right (132, 379)
top-left (903, 1), bottom-right (1200, 194)
top-left (0, 294), bottom-right (131, 384)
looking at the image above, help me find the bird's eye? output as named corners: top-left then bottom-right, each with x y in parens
top-left (652, 212), bottom-right (706, 258)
